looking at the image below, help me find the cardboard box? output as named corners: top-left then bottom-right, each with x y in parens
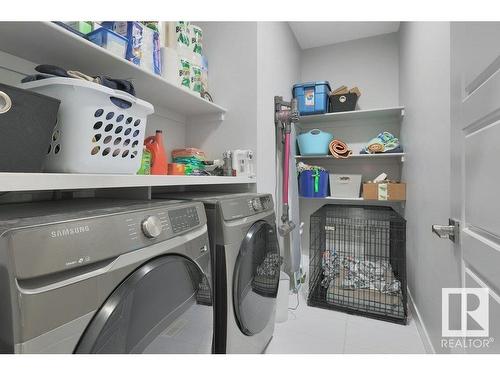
top-left (363, 182), bottom-right (406, 201)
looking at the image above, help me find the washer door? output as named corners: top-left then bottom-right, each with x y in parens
top-left (75, 255), bottom-right (213, 354)
top-left (233, 221), bottom-right (280, 336)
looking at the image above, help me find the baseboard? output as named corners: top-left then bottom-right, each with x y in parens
top-left (407, 287), bottom-right (435, 354)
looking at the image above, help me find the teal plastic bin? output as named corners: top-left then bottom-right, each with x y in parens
top-left (297, 129), bottom-right (333, 156)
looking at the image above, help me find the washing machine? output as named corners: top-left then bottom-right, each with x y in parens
top-left (0, 199), bottom-right (213, 354)
top-left (154, 192), bottom-right (280, 354)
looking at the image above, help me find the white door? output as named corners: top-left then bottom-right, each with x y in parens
top-left (445, 22), bottom-right (500, 353)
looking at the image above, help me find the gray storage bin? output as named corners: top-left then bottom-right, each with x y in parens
top-left (329, 174), bottom-right (362, 198)
top-left (0, 83), bottom-right (60, 172)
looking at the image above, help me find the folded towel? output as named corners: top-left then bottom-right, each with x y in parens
top-left (362, 132), bottom-right (401, 154)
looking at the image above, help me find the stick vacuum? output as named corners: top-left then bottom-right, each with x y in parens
top-left (274, 96), bottom-right (300, 237)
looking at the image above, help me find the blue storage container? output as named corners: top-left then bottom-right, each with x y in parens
top-left (299, 169), bottom-right (329, 198)
top-left (293, 81), bottom-right (331, 115)
top-left (297, 129), bottom-right (333, 156)
top-left (87, 27), bottom-right (128, 59)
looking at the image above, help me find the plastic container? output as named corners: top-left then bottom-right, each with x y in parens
top-left (21, 77), bottom-right (154, 174)
top-left (329, 174), bottom-right (362, 198)
top-left (292, 81), bottom-right (331, 115)
top-left (0, 83), bottom-right (60, 172)
top-left (299, 169), bottom-right (329, 198)
top-left (87, 27), bottom-right (128, 59)
top-left (144, 130), bottom-right (168, 175)
top-left (102, 22), bottom-right (162, 75)
top-left (297, 129), bottom-right (333, 156)
top-left (168, 163), bottom-right (185, 175)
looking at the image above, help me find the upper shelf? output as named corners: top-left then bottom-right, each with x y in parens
top-left (0, 173), bottom-right (255, 192)
top-left (0, 22), bottom-right (227, 119)
top-left (297, 106), bottom-right (405, 125)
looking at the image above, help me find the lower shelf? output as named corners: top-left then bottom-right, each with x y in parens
top-left (0, 173), bottom-right (256, 192)
top-left (299, 196), bottom-right (405, 203)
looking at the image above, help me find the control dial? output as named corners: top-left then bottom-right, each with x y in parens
top-left (141, 215), bottom-right (163, 238)
top-left (252, 198), bottom-right (262, 211)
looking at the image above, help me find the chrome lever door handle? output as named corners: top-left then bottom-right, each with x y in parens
top-left (432, 219), bottom-right (459, 243)
top-left (432, 225), bottom-right (454, 238)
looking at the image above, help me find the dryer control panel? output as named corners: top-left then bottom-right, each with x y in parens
top-left (220, 194), bottom-right (274, 220)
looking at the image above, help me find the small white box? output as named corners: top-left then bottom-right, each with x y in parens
top-left (329, 174), bottom-right (362, 198)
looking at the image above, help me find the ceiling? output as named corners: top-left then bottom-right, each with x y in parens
top-left (289, 22), bottom-right (400, 49)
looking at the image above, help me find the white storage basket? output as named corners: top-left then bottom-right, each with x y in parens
top-left (329, 174), bottom-right (362, 198)
top-left (20, 78), bottom-right (154, 174)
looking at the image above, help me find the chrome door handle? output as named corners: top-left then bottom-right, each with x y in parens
top-left (432, 219), bottom-right (459, 242)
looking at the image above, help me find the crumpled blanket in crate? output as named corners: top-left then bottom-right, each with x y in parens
top-left (321, 250), bottom-right (401, 294)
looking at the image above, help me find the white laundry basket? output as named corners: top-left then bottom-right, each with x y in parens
top-left (20, 78), bottom-right (154, 174)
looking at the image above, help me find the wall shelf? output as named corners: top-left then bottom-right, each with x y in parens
top-left (0, 173), bottom-right (255, 192)
top-left (0, 22), bottom-right (227, 119)
top-left (297, 106), bottom-right (404, 126)
top-left (295, 153), bottom-right (405, 161)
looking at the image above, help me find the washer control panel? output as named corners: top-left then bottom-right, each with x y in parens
top-left (168, 206), bottom-right (200, 234)
top-left (8, 201), bottom-right (206, 280)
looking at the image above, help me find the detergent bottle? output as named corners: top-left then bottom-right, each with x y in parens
top-left (144, 130), bottom-right (168, 175)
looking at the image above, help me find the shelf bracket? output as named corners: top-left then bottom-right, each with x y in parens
top-left (188, 112), bottom-right (225, 126)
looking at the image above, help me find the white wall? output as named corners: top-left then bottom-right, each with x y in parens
top-left (300, 32), bottom-right (400, 109)
top-left (186, 22), bottom-right (258, 161)
top-left (256, 22), bottom-right (301, 195)
top-left (399, 22), bottom-right (459, 353)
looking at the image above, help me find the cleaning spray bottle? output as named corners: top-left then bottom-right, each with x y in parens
top-left (144, 130), bottom-right (168, 175)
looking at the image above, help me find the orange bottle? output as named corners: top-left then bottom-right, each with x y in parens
top-left (144, 130), bottom-right (168, 175)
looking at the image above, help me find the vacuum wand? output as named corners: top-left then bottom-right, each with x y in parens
top-left (275, 96), bottom-right (299, 237)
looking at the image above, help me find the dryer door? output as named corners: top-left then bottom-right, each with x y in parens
top-left (74, 255), bottom-right (213, 353)
top-left (233, 220), bottom-right (280, 336)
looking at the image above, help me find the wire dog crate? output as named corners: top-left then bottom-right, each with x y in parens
top-left (308, 205), bottom-right (407, 324)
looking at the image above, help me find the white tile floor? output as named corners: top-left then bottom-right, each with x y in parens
top-left (266, 291), bottom-right (426, 354)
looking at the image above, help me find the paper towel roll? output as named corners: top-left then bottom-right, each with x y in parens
top-left (160, 46), bottom-right (179, 84)
top-left (190, 63), bottom-right (202, 94)
top-left (179, 56), bottom-right (191, 89)
top-left (160, 47), bottom-right (191, 89)
top-left (189, 24), bottom-right (203, 56)
top-left (164, 21), bottom-right (191, 50)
